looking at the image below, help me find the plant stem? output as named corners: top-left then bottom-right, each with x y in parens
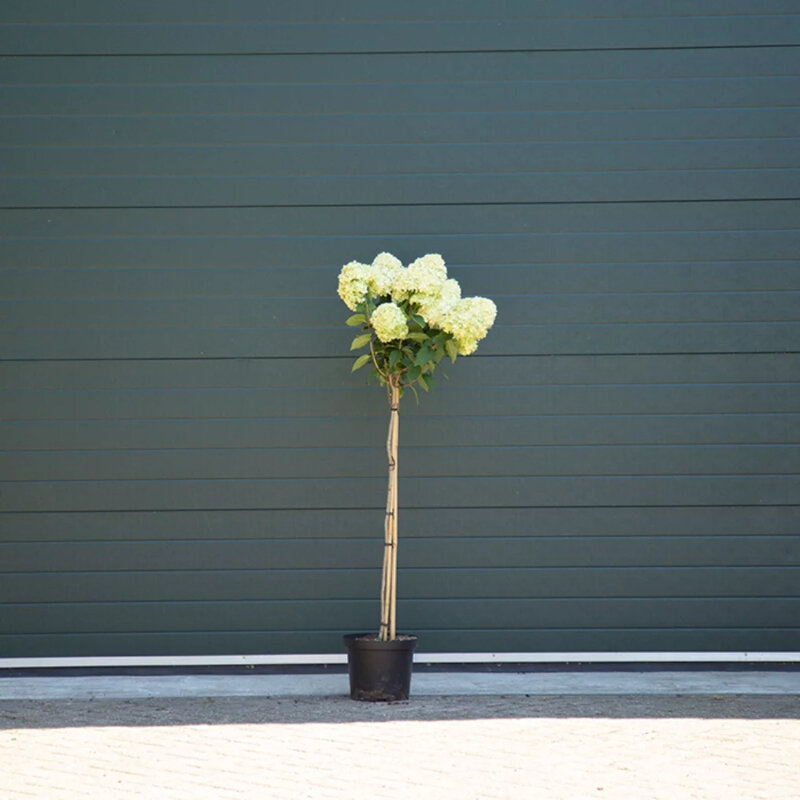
top-left (368, 336), bottom-right (390, 382)
top-left (379, 379), bottom-right (400, 641)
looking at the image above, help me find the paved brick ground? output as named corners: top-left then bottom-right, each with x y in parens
top-left (1, 693), bottom-right (798, 799)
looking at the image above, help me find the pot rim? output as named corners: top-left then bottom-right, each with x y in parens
top-left (343, 633), bottom-right (418, 651)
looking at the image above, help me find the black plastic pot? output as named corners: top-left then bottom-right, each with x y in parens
top-left (343, 633), bottom-right (418, 701)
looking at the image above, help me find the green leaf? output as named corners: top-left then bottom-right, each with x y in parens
top-left (406, 365), bottom-right (421, 382)
top-left (406, 331), bottom-right (429, 343)
top-left (417, 374), bottom-right (429, 392)
top-left (350, 333), bottom-right (372, 351)
top-left (345, 313), bottom-right (366, 327)
top-left (408, 384), bottom-right (420, 404)
top-left (351, 353), bottom-right (371, 372)
top-left (445, 339), bottom-right (459, 364)
top-left (411, 314), bottom-right (426, 327)
top-left (414, 344), bottom-right (434, 366)
top-left (389, 349), bottom-right (403, 369)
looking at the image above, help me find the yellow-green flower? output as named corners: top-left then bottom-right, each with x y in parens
top-left (369, 252), bottom-right (404, 296)
top-left (337, 260), bottom-right (370, 311)
top-left (441, 297), bottom-right (497, 355)
top-left (391, 253), bottom-right (448, 301)
top-left (338, 253), bottom-right (405, 309)
top-left (371, 302), bottom-right (409, 343)
top-left (416, 278), bottom-right (461, 328)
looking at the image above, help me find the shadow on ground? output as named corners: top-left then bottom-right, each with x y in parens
top-left (1, 694), bottom-right (798, 730)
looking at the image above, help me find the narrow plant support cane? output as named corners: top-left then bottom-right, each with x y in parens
top-left (379, 379), bottom-right (400, 641)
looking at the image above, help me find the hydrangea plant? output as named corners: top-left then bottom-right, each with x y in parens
top-left (338, 252), bottom-right (496, 641)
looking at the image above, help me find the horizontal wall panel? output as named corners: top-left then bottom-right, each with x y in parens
top-left (3, 322), bottom-right (798, 359)
top-left (5, 292), bottom-right (799, 331)
top-left (8, 141), bottom-right (799, 181)
top-left (4, 109), bottom-right (798, 148)
top-left (6, 78), bottom-right (799, 116)
top-left (5, 262), bottom-right (799, 301)
top-left (4, 598), bottom-right (799, 636)
top-left (3, 536), bottom-right (796, 573)
top-left (3, 627), bottom-right (796, 658)
top-left (3, 475), bottom-right (797, 513)
top-left (4, 414), bottom-right (797, 455)
top-left (4, 353), bottom-right (797, 391)
top-left (3, 506), bottom-right (797, 544)
top-left (4, 200), bottom-right (797, 241)
top-left (3, 444), bottom-right (798, 482)
top-left (6, 2), bottom-right (799, 25)
top-left (5, 170), bottom-right (798, 207)
top-left (407, 598), bottom-right (800, 630)
top-left (3, 231), bottom-right (797, 269)
top-left (3, 14), bottom-right (798, 56)
top-left (4, 384), bottom-right (798, 421)
top-left (3, 567), bottom-right (798, 604)
top-left (6, 47), bottom-right (800, 85)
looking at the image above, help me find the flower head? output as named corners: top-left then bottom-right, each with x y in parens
top-left (366, 252), bottom-right (404, 297)
top-left (391, 253), bottom-right (448, 302)
top-left (441, 296), bottom-right (497, 355)
top-left (337, 253), bottom-right (406, 310)
top-left (416, 277), bottom-right (461, 328)
top-left (337, 260), bottom-right (371, 311)
top-left (371, 302), bottom-right (409, 343)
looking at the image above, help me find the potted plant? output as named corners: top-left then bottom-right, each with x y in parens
top-left (337, 252), bottom-right (496, 701)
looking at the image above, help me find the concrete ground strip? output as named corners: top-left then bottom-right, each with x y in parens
top-left (1, 669), bottom-right (799, 700)
top-left (1, 672), bottom-right (798, 799)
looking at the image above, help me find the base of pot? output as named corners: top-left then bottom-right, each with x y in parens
top-left (343, 633), bottom-right (418, 701)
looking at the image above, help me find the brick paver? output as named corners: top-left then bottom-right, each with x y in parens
top-left (1, 694), bottom-right (798, 799)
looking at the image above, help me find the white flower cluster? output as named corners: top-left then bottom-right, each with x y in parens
top-left (371, 302), bottom-right (409, 343)
top-left (337, 252), bottom-right (403, 311)
top-left (391, 253), bottom-right (448, 303)
top-left (338, 251), bottom-right (496, 353)
top-left (416, 278), bottom-right (461, 328)
top-left (367, 252), bottom-right (404, 297)
top-left (337, 261), bottom-right (370, 312)
top-left (441, 296), bottom-right (498, 355)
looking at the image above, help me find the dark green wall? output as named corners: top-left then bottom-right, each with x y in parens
top-left (1, 2), bottom-right (798, 658)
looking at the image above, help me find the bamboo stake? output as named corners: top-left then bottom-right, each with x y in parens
top-left (379, 380), bottom-right (400, 641)
top-left (389, 381), bottom-right (399, 640)
top-left (383, 393), bottom-right (393, 640)
top-left (380, 393), bottom-right (392, 640)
